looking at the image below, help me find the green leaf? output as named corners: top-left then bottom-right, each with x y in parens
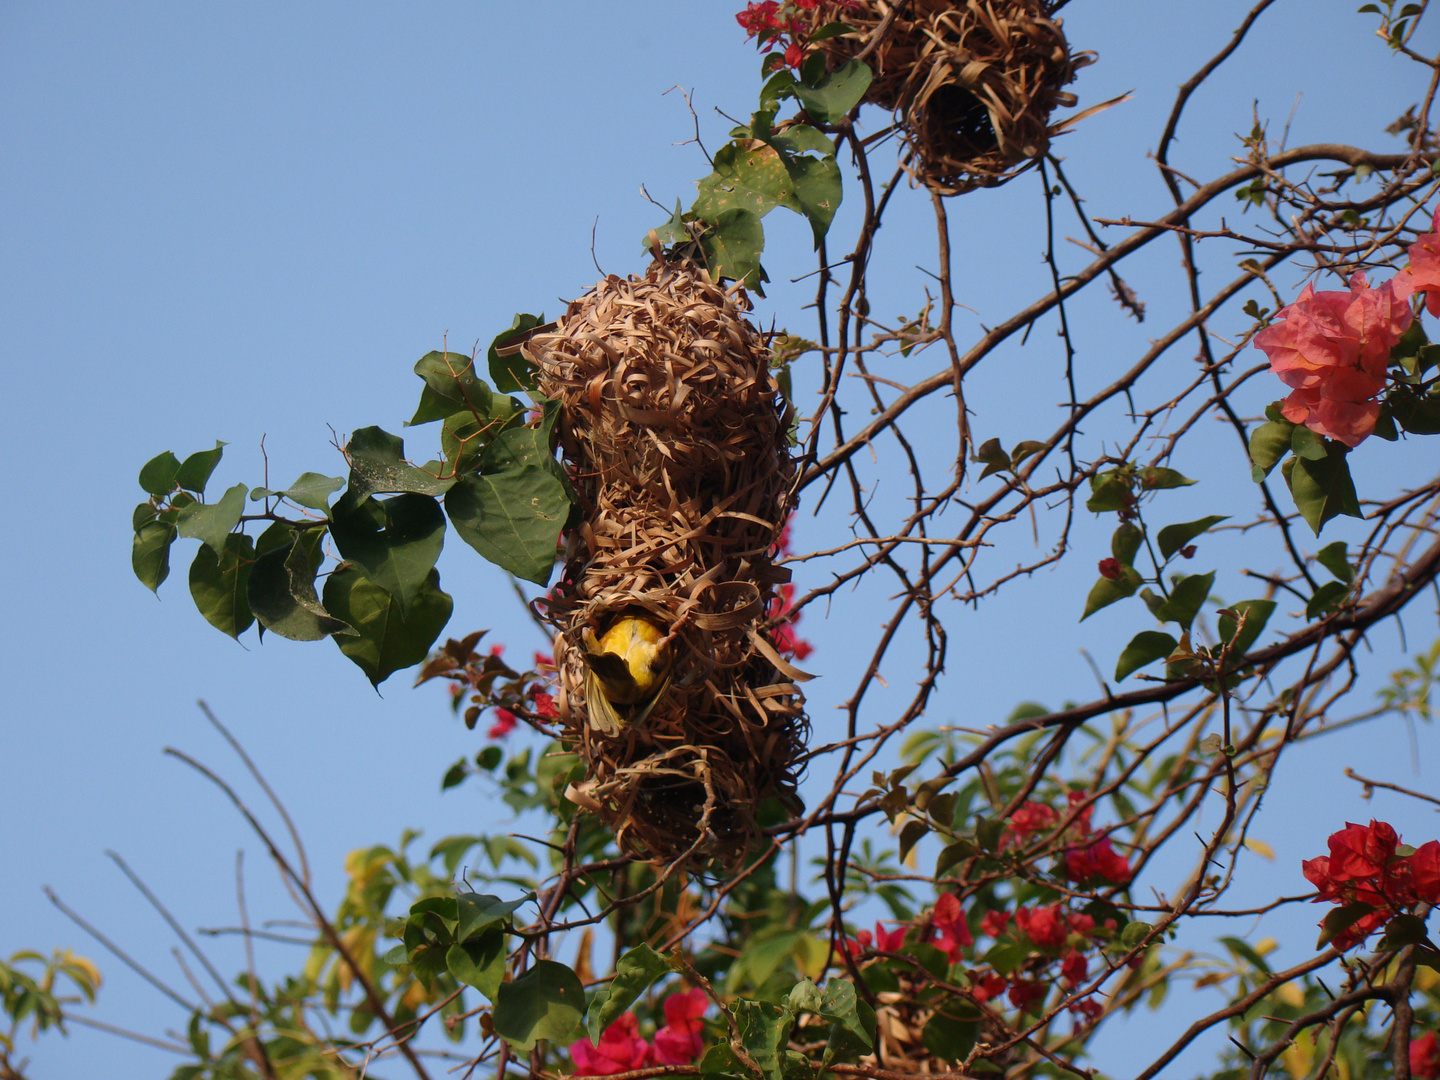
top-left (487, 314), bottom-right (549, 395)
top-left (138, 451), bottom-right (182, 496)
top-left (1086, 472), bottom-right (1133, 513)
top-left (695, 140), bottom-right (798, 224)
top-left (1282, 444), bottom-right (1361, 535)
top-left (1218, 936), bottom-right (1272, 975)
top-left (1111, 522), bottom-right (1144, 565)
top-left (586, 944), bottom-right (673, 1042)
top-left (818, 979), bottom-right (871, 1050)
top-left (1389, 386), bottom-right (1440, 434)
top-left (344, 426), bottom-right (455, 499)
top-left (766, 125), bottom-right (841, 248)
top-left (898, 819), bottom-right (928, 863)
top-left (250, 472), bottom-right (345, 512)
top-left (1216, 599), bottom-right (1275, 657)
top-left (328, 492), bottom-right (445, 615)
top-left (1155, 571), bottom-right (1215, 631)
top-left (411, 349), bottom-right (494, 425)
top-left (1306, 580), bottom-right (1350, 620)
top-left (456, 891), bottom-right (534, 942)
top-left (1317, 541), bottom-right (1354, 584)
top-left (1316, 902), bottom-right (1374, 948)
top-left (971, 437), bottom-right (1009, 479)
top-left (1249, 416), bottom-right (1296, 479)
top-left (808, 20), bottom-right (856, 43)
top-left (247, 530), bottom-right (354, 642)
top-left (1080, 564), bottom-right (1141, 620)
top-left (922, 1009), bottom-right (979, 1064)
top-left (1291, 425), bottom-right (1328, 461)
top-left (133, 521), bottom-right (177, 592)
top-left (445, 929), bottom-right (507, 1000)
top-left (699, 1043), bottom-right (744, 1080)
top-left (175, 482), bottom-right (248, 556)
top-left (935, 840), bottom-right (974, 877)
top-left (188, 533), bottom-right (256, 638)
top-left (322, 565), bottom-right (452, 685)
top-left (731, 999), bottom-right (795, 1080)
top-left (492, 960), bottom-right (585, 1050)
top-left (1377, 913), bottom-right (1430, 952)
top-left (175, 442), bottom-right (226, 494)
top-left (1157, 515), bottom-right (1228, 561)
top-left (698, 207), bottom-right (767, 291)
top-left (1121, 921), bottom-right (1153, 948)
top-left (1115, 631), bottom-right (1178, 681)
top-left (791, 59), bottom-right (872, 124)
top-left (1139, 466), bottom-right (1196, 490)
top-left (445, 427), bottom-right (570, 586)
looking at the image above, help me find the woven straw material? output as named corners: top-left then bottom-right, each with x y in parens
top-left (805, 0), bottom-right (1092, 195)
top-left (527, 260), bottom-right (807, 866)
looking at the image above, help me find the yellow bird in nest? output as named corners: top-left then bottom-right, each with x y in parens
top-left (581, 614), bottom-right (673, 735)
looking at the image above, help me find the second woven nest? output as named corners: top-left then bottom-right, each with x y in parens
top-left (804, 0), bottom-right (1093, 195)
top-left (526, 259), bottom-right (808, 867)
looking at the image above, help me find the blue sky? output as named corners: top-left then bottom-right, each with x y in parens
top-left (5, 3), bottom-right (1439, 1076)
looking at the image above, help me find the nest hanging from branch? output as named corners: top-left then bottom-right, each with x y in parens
top-left (523, 259), bottom-right (809, 867)
top-left (804, 0), bottom-right (1096, 195)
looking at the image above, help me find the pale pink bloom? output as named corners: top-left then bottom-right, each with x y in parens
top-left (1253, 272), bottom-right (1411, 447)
top-left (1396, 207), bottom-right (1440, 317)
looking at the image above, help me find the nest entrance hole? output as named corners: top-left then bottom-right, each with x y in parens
top-left (924, 84), bottom-right (1000, 159)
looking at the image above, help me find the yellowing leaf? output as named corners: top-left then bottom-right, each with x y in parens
top-left (1244, 838), bottom-right (1275, 861)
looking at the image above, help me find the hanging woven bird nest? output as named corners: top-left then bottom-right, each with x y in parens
top-left (523, 259), bottom-right (809, 867)
top-left (803, 0), bottom-right (1095, 195)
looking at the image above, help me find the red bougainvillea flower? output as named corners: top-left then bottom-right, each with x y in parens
top-left (1066, 911), bottom-right (1097, 935)
top-left (1070, 997), bottom-right (1104, 1024)
top-left (929, 892), bottom-right (974, 961)
top-left (1097, 557), bottom-right (1122, 580)
top-left (1060, 950), bottom-right (1089, 987)
top-left (1302, 820), bottom-right (1440, 950)
top-left (570, 1014), bottom-right (652, 1076)
top-left (1253, 272), bottom-right (1412, 447)
top-left (531, 692), bottom-right (558, 719)
top-left (1397, 207), bottom-right (1440, 318)
top-left (979, 909), bottom-right (1011, 938)
top-left (970, 971), bottom-right (1008, 1003)
top-left (652, 989), bottom-right (709, 1066)
top-left (1412, 1031), bottom-right (1440, 1080)
top-left (533, 650), bottom-right (556, 670)
top-left (736, 1), bottom-right (782, 36)
top-left (1065, 835), bottom-right (1134, 885)
top-left (1002, 801), bottom-right (1057, 846)
top-left (784, 41), bottom-right (804, 67)
top-left (874, 922), bottom-right (906, 952)
top-left (1008, 978), bottom-right (1047, 1012)
top-left (487, 708), bottom-right (517, 739)
top-left (843, 928), bottom-right (872, 958)
top-left (769, 583), bottom-right (815, 661)
top-left (1015, 905), bottom-right (1068, 950)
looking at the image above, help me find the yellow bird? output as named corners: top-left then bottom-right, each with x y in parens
top-left (581, 614), bottom-right (673, 735)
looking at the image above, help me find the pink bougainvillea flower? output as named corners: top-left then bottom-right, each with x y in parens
top-left (487, 708), bottom-right (517, 739)
top-left (531, 691), bottom-right (558, 719)
top-left (1253, 272), bottom-right (1412, 447)
top-left (1097, 557), bottom-right (1122, 580)
top-left (570, 1014), bottom-right (652, 1076)
top-left (843, 928), bottom-right (872, 958)
top-left (1397, 207), bottom-right (1440, 317)
top-left (652, 989), bottom-right (708, 1066)
top-left (1413, 1031), bottom-right (1440, 1080)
